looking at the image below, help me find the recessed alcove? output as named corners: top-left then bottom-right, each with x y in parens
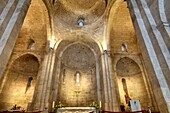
top-left (57, 43), bottom-right (97, 107)
top-left (116, 57), bottom-right (150, 110)
top-left (0, 54), bottom-right (39, 110)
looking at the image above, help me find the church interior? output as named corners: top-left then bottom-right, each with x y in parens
top-left (0, 0), bottom-right (170, 113)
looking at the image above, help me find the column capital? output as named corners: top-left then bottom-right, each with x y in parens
top-left (103, 50), bottom-right (112, 57)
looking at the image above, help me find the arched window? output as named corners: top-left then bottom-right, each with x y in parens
top-left (77, 17), bottom-right (85, 26)
top-left (121, 42), bottom-right (127, 52)
top-left (122, 78), bottom-right (128, 93)
top-left (75, 71), bottom-right (81, 85)
top-left (28, 76), bottom-right (33, 86)
top-left (27, 39), bottom-right (35, 50)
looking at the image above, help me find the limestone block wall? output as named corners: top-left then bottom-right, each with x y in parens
top-left (110, 1), bottom-right (139, 54)
top-left (0, 0), bottom-right (49, 111)
top-left (13, 0), bottom-right (48, 52)
top-left (57, 67), bottom-right (97, 107)
top-left (116, 57), bottom-right (150, 110)
top-left (109, 1), bottom-right (153, 111)
top-left (0, 54), bottom-right (39, 111)
top-left (56, 42), bottom-right (98, 107)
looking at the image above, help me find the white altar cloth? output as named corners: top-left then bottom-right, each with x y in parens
top-left (57, 107), bottom-right (97, 113)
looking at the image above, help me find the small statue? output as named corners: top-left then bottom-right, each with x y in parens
top-left (11, 104), bottom-right (17, 110)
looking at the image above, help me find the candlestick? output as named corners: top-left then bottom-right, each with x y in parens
top-left (99, 101), bottom-right (102, 108)
top-left (52, 101), bottom-right (55, 109)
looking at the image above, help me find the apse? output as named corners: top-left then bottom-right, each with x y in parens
top-left (57, 43), bottom-right (97, 107)
top-left (116, 57), bottom-right (150, 110)
top-left (0, 54), bottom-right (39, 111)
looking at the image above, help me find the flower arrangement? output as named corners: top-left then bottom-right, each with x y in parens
top-left (89, 102), bottom-right (99, 109)
top-left (56, 101), bottom-right (64, 108)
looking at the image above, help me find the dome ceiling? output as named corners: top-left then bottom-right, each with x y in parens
top-left (54, 0), bottom-right (106, 26)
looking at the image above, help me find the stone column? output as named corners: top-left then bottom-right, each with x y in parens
top-left (33, 48), bottom-right (54, 111)
top-left (96, 57), bottom-right (102, 105)
top-left (44, 48), bottom-right (56, 109)
top-left (107, 51), bottom-right (119, 111)
top-left (40, 48), bottom-right (55, 110)
top-left (103, 50), bottom-right (119, 111)
top-left (128, 0), bottom-right (170, 113)
top-left (103, 50), bottom-right (112, 111)
top-left (101, 50), bottom-right (109, 111)
top-left (0, 0), bottom-right (31, 80)
top-left (52, 58), bottom-right (61, 103)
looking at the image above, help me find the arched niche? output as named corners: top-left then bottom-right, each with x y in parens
top-left (51, 36), bottom-right (103, 107)
top-left (0, 54), bottom-right (39, 111)
top-left (57, 43), bottom-right (97, 107)
top-left (116, 57), bottom-right (150, 110)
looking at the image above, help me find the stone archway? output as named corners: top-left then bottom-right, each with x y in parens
top-left (116, 57), bottom-right (150, 110)
top-left (57, 43), bottom-right (97, 107)
top-left (50, 34), bottom-right (103, 108)
top-left (0, 54), bottom-right (39, 111)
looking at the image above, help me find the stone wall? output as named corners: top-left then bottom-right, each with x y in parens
top-left (0, 54), bottom-right (39, 111)
top-left (116, 57), bottom-right (150, 110)
top-left (57, 67), bottom-right (97, 107)
top-left (109, 1), bottom-right (158, 111)
top-left (0, 0), bottom-right (169, 112)
top-left (0, 0), bottom-right (49, 111)
top-left (56, 43), bottom-right (97, 107)
top-left (110, 1), bottom-right (139, 54)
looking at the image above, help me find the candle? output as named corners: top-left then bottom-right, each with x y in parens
top-left (52, 101), bottom-right (55, 108)
top-left (99, 101), bottom-right (102, 108)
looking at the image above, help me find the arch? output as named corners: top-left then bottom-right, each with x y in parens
top-left (114, 55), bottom-right (144, 75)
top-left (116, 57), bottom-right (141, 76)
top-left (104, 0), bottom-right (124, 50)
top-left (12, 54), bottom-right (40, 72)
top-left (10, 53), bottom-right (41, 67)
top-left (0, 54), bottom-right (39, 111)
top-left (56, 43), bottom-right (98, 106)
top-left (53, 30), bottom-right (104, 53)
top-left (116, 57), bottom-right (151, 110)
top-left (51, 34), bottom-right (103, 107)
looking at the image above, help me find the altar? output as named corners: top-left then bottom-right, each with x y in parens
top-left (56, 107), bottom-right (98, 113)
